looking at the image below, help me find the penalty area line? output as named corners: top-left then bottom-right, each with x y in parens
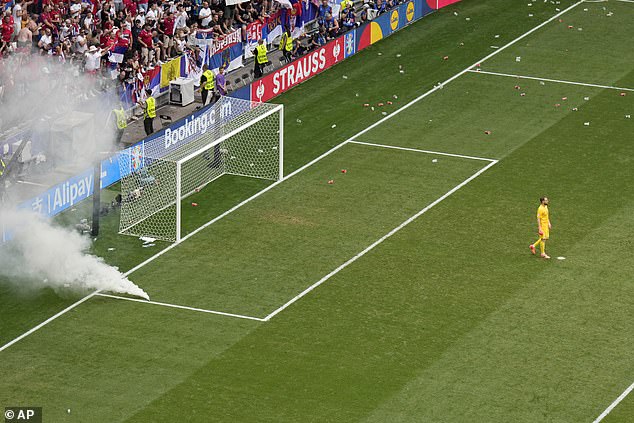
top-left (263, 159), bottom-right (499, 321)
top-left (94, 293), bottom-right (266, 322)
top-left (349, 140), bottom-right (497, 162)
top-left (592, 381), bottom-right (634, 423)
top-left (467, 70), bottom-right (634, 92)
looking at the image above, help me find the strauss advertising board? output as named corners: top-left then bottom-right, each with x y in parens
top-left (251, 37), bottom-right (345, 102)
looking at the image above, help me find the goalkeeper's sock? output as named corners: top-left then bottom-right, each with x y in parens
top-left (533, 238), bottom-right (542, 248)
top-left (540, 242), bottom-right (545, 255)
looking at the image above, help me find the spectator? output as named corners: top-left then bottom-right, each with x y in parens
top-left (341, 4), bottom-right (356, 31)
top-left (137, 0), bottom-right (149, 14)
top-left (216, 65), bottom-right (226, 96)
top-left (174, 4), bottom-right (187, 32)
top-left (38, 26), bottom-right (53, 52)
top-left (310, 26), bottom-right (326, 50)
top-left (198, 1), bottom-right (211, 28)
top-left (84, 44), bottom-right (105, 74)
top-left (322, 12), bottom-right (338, 39)
top-left (317, 0), bottom-right (331, 26)
top-left (137, 22), bottom-right (153, 65)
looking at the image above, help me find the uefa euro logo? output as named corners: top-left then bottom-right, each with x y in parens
top-left (345, 32), bottom-right (355, 57)
top-left (333, 43), bottom-right (341, 62)
top-left (255, 81), bottom-right (265, 101)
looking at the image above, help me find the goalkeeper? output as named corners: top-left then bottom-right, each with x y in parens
top-left (529, 196), bottom-right (552, 259)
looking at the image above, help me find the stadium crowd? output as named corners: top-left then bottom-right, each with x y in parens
top-left (0, 0), bottom-right (399, 78)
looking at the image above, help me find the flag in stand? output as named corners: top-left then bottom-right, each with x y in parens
top-left (108, 45), bottom-right (128, 64)
top-left (160, 56), bottom-right (183, 88)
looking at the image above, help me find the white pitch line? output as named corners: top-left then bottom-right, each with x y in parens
top-left (592, 381), bottom-right (634, 423)
top-left (467, 69), bottom-right (634, 92)
top-left (349, 140), bottom-right (497, 162)
top-left (0, 0), bottom-right (585, 353)
top-left (0, 291), bottom-right (100, 353)
top-left (616, 0), bottom-right (634, 4)
top-left (264, 159), bottom-right (499, 321)
top-left (95, 293), bottom-right (266, 322)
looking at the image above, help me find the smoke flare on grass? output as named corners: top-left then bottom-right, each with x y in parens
top-left (0, 209), bottom-right (149, 300)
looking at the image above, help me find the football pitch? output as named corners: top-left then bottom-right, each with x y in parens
top-left (2, 0), bottom-right (634, 421)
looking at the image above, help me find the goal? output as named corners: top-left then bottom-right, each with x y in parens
top-left (118, 97), bottom-right (283, 242)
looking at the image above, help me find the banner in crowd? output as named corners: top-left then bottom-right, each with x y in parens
top-left (208, 28), bottom-right (244, 73)
top-left (251, 35), bottom-right (344, 102)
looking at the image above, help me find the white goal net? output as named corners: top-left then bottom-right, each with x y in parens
top-left (118, 97), bottom-right (283, 242)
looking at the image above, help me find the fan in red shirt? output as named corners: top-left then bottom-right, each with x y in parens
top-left (116, 26), bottom-right (132, 49)
top-left (138, 24), bottom-right (153, 65)
top-left (1, 16), bottom-right (14, 44)
top-left (123, 0), bottom-right (137, 16)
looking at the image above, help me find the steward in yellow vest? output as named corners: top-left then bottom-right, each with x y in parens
top-left (113, 105), bottom-right (127, 146)
top-left (253, 38), bottom-right (268, 78)
top-left (138, 89), bottom-right (156, 136)
top-left (200, 64), bottom-right (216, 106)
top-left (280, 25), bottom-right (293, 62)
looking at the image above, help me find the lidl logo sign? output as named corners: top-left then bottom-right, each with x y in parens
top-left (390, 10), bottom-right (399, 31)
top-left (406, 1), bottom-right (415, 22)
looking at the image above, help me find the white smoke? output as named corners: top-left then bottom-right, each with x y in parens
top-left (0, 202), bottom-right (149, 300)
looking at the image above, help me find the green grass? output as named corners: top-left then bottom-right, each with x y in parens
top-left (1, 0), bottom-right (633, 421)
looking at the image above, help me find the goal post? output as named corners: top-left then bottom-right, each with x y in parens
top-left (118, 98), bottom-right (283, 243)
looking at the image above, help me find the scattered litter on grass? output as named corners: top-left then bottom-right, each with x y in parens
top-left (555, 104), bottom-right (561, 107)
top-left (540, 81), bottom-right (545, 85)
top-left (142, 243), bottom-right (156, 248)
top-left (355, 93), bottom-right (359, 97)
top-left (514, 85), bottom-right (521, 90)
top-left (393, 95), bottom-right (398, 99)
top-left (443, 55), bottom-right (449, 60)
top-left (453, 11), bottom-right (458, 16)
top-left (341, 169), bottom-right (347, 174)
top-left (516, 56), bottom-right (521, 62)
top-left (432, 159), bottom-right (438, 163)
top-left (626, 115), bottom-right (631, 119)
top-left (399, 70), bottom-right (405, 74)
top-left (107, 248), bottom-right (115, 251)
top-left (494, 34), bottom-right (500, 38)
top-left (584, 122), bottom-right (590, 126)
top-left (520, 92), bottom-right (526, 97)
top-left (620, 92), bottom-right (627, 97)
top-left (490, 46), bottom-right (500, 49)
top-left (327, 180), bottom-right (334, 185)
top-left (465, 17), bottom-right (470, 21)
top-left (381, 111), bottom-right (387, 116)
top-left (371, 106), bottom-right (375, 111)
top-left (377, 52), bottom-right (382, 56)
top-left (342, 75), bottom-right (348, 79)
top-left (577, 27), bottom-right (583, 31)
top-left (296, 118), bottom-right (302, 123)
top-left (139, 236), bottom-right (156, 244)
top-left (584, 97), bottom-right (590, 100)
top-left (528, 13), bottom-right (533, 17)
top-left (331, 124), bottom-right (337, 128)
top-left (191, 202), bottom-right (198, 207)
top-left (562, 97), bottom-right (568, 101)
top-left (378, 102), bottom-right (384, 106)
top-left (572, 107), bottom-right (578, 111)
top-left (557, 256), bottom-right (566, 260)
top-left (459, 42), bottom-right (464, 46)
top-left (484, 130), bottom-right (492, 135)
top-left (363, 103), bottom-right (369, 107)
top-left (387, 101), bottom-right (393, 105)
top-left (396, 53), bottom-right (402, 57)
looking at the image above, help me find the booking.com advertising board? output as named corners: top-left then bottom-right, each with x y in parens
top-left (17, 0), bottom-right (456, 219)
